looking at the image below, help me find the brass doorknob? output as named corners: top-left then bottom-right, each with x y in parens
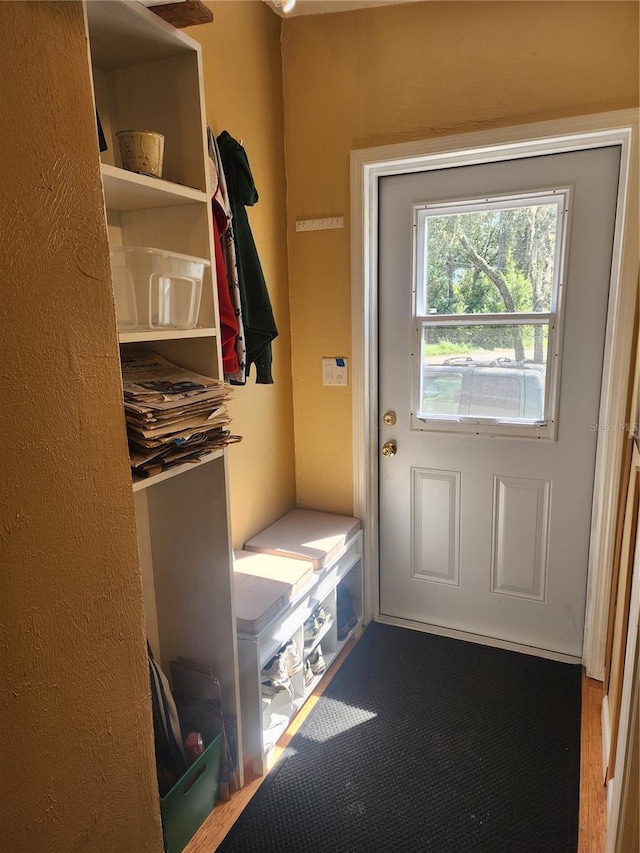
top-left (381, 440), bottom-right (397, 458)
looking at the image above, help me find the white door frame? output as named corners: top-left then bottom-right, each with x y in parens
top-left (350, 110), bottom-right (639, 679)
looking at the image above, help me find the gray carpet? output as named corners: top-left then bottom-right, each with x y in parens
top-left (218, 622), bottom-right (581, 852)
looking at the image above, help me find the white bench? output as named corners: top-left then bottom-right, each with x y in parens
top-left (233, 509), bottom-right (363, 775)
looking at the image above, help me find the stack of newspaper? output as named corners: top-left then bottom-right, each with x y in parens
top-left (121, 349), bottom-right (241, 478)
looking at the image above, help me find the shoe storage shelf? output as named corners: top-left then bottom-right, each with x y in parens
top-left (236, 528), bottom-right (363, 776)
top-left (84, 2), bottom-right (242, 848)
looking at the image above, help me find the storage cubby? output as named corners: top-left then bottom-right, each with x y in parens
top-left (109, 204), bottom-right (213, 260)
top-left (303, 591), bottom-right (335, 656)
top-left (337, 567), bottom-right (363, 639)
top-left (84, 3), bottom-right (242, 849)
top-left (106, 191), bottom-right (218, 332)
top-left (135, 458), bottom-right (237, 706)
top-left (121, 336), bottom-right (221, 383)
top-left (88, 1), bottom-right (207, 192)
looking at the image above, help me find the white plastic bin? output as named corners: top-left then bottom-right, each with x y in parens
top-left (110, 247), bottom-right (209, 330)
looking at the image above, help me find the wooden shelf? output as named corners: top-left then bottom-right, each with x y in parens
top-left (132, 449), bottom-right (224, 492)
top-left (119, 326), bottom-right (217, 344)
top-left (101, 163), bottom-right (206, 211)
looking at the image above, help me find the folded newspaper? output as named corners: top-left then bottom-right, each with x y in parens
top-left (121, 349), bottom-right (241, 478)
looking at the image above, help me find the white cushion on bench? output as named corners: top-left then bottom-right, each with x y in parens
top-left (243, 509), bottom-right (361, 571)
top-left (233, 550), bottom-right (314, 635)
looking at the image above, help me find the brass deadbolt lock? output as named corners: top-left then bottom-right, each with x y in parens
top-left (383, 410), bottom-right (397, 426)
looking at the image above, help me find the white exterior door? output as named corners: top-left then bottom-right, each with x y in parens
top-left (378, 146), bottom-right (621, 658)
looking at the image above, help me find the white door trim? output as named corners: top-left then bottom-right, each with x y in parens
top-left (350, 110), bottom-right (639, 679)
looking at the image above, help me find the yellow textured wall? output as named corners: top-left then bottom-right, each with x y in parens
top-left (187, 2), bottom-right (296, 548)
top-left (0, 3), bottom-right (162, 851)
top-left (282, 0), bottom-right (640, 514)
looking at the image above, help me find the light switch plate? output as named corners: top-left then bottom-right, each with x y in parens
top-left (322, 357), bottom-right (348, 386)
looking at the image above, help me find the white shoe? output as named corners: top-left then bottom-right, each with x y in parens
top-left (261, 677), bottom-right (293, 699)
top-left (261, 652), bottom-right (287, 681)
top-left (260, 652), bottom-right (292, 698)
top-left (281, 638), bottom-right (303, 676)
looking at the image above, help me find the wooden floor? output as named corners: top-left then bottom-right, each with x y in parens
top-left (579, 674), bottom-right (608, 853)
top-left (185, 638), bottom-right (608, 853)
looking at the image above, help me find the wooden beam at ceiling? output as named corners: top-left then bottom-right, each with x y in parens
top-left (148, 1), bottom-right (213, 28)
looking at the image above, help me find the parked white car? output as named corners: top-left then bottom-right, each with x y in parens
top-left (421, 357), bottom-right (546, 421)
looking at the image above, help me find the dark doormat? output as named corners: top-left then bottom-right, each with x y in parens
top-left (218, 622), bottom-right (581, 852)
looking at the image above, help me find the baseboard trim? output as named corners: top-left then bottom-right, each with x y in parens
top-left (375, 615), bottom-right (582, 665)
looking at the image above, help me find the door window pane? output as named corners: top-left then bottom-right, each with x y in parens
top-left (413, 191), bottom-right (566, 435)
top-left (420, 323), bottom-right (548, 422)
top-left (420, 200), bottom-right (560, 316)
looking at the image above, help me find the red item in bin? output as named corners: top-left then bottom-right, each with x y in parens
top-left (185, 731), bottom-right (204, 765)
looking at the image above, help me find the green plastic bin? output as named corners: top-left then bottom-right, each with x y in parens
top-left (160, 733), bottom-right (223, 853)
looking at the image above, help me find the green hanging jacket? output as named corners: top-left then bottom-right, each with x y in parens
top-left (217, 131), bottom-right (278, 384)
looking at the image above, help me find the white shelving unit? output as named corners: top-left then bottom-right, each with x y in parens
top-left (84, 0), bottom-right (243, 842)
top-left (237, 532), bottom-right (363, 776)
